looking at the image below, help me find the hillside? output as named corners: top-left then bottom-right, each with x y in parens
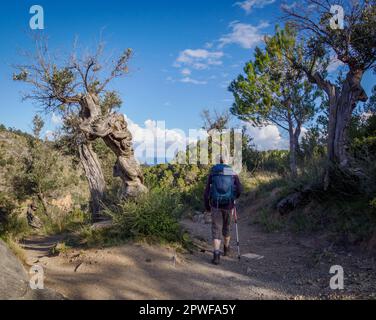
top-left (1, 118), bottom-right (376, 300)
top-left (0, 124), bottom-right (90, 239)
top-left (0, 128), bottom-right (30, 193)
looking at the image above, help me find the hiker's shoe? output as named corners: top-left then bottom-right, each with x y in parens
top-left (212, 251), bottom-right (220, 265)
top-left (223, 245), bottom-right (230, 256)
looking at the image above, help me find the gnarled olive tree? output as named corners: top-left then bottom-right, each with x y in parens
top-left (13, 38), bottom-right (147, 220)
top-left (283, 0), bottom-right (376, 186)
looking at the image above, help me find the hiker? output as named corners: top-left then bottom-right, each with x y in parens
top-left (204, 156), bottom-right (242, 265)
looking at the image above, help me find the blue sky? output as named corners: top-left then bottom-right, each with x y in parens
top-left (0, 0), bottom-right (375, 151)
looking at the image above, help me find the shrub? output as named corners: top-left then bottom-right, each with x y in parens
top-left (0, 192), bottom-right (22, 237)
top-left (143, 164), bottom-right (209, 212)
top-left (254, 208), bottom-right (284, 232)
top-left (42, 207), bottom-right (90, 235)
top-left (104, 188), bottom-right (185, 243)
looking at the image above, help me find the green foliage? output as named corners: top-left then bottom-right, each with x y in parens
top-left (258, 150), bottom-right (289, 174)
top-left (1, 120), bottom-right (90, 239)
top-left (143, 164), bottom-right (209, 211)
top-left (49, 242), bottom-right (71, 256)
top-left (350, 112), bottom-right (376, 156)
top-left (254, 209), bottom-right (284, 233)
top-left (12, 120), bottom-right (65, 209)
top-left (32, 114), bottom-right (44, 138)
top-left (370, 198), bottom-right (376, 210)
top-left (42, 208), bottom-right (90, 235)
top-left (100, 91), bottom-right (122, 114)
top-left (0, 192), bottom-right (16, 235)
top-left (242, 131), bottom-right (290, 174)
top-left (287, 210), bottom-right (318, 233)
top-left (0, 192), bottom-right (29, 239)
top-left (104, 188), bottom-right (185, 243)
top-left (229, 25), bottom-right (318, 130)
top-left (92, 139), bottom-right (118, 187)
top-left (299, 126), bottom-right (326, 166)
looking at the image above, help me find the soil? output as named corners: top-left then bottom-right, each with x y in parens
top-left (20, 209), bottom-right (376, 300)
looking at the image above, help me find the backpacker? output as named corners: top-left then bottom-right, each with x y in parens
top-left (210, 164), bottom-right (236, 208)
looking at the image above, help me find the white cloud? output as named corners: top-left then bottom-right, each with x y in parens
top-left (44, 130), bottom-right (55, 141)
top-left (51, 113), bottom-right (62, 125)
top-left (204, 42), bottom-right (214, 49)
top-left (219, 21), bottom-right (269, 49)
top-left (300, 127), bottom-right (308, 141)
top-left (327, 56), bottom-right (345, 72)
top-left (280, 2), bottom-right (297, 10)
top-left (175, 49), bottom-right (224, 70)
top-left (246, 123), bottom-right (288, 150)
top-left (124, 114), bottom-right (193, 163)
top-left (180, 77), bottom-right (207, 85)
top-left (361, 111), bottom-right (374, 122)
top-left (235, 0), bottom-right (275, 14)
top-left (181, 68), bottom-right (191, 76)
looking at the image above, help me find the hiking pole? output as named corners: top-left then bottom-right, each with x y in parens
top-left (233, 203), bottom-right (241, 260)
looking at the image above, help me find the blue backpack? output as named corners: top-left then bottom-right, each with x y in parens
top-left (210, 164), bottom-right (236, 208)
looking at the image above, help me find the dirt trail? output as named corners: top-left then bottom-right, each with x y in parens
top-left (21, 209), bottom-right (376, 300)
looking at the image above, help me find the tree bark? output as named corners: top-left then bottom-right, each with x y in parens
top-left (287, 112), bottom-right (301, 178)
top-left (329, 70), bottom-right (367, 166)
top-left (78, 94), bottom-right (147, 203)
top-left (308, 70), bottom-right (368, 188)
top-left (100, 114), bottom-right (148, 198)
top-left (37, 192), bottom-right (49, 217)
top-left (78, 141), bottom-right (106, 221)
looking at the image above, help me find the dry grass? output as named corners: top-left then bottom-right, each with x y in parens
top-left (3, 235), bottom-right (27, 264)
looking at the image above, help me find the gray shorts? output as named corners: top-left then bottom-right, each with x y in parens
top-left (211, 208), bottom-right (232, 240)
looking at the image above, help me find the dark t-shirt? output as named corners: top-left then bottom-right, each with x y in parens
top-left (204, 168), bottom-right (243, 211)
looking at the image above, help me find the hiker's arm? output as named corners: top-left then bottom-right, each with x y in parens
top-left (204, 175), bottom-right (212, 212)
top-left (234, 175), bottom-right (243, 199)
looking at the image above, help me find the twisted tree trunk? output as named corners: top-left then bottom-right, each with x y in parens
top-left (309, 69), bottom-right (368, 188)
top-left (328, 70), bottom-right (366, 167)
top-left (79, 94), bottom-right (147, 205)
top-left (78, 141), bottom-right (106, 220)
top-left (92, 113), bottom-right (147, 197)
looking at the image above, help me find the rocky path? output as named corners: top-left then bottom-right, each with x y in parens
top-left (20, 210), bottom-right (376, 300)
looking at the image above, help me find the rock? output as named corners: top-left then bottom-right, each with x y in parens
top-left (26, 204), bottom-right (42, 230)
top-left (204, 212), bottom-right (212, 224)
top-left (50, 194), bottom-right (73, 212)
top-left (192, 214), bottom-right (205, 223)
top-left (277, 185), bottom-right (313, 215)
top-left (90, 219), bottom-right (114, 230)
top-left (241, 253), bottom-right (264, 260)
top-left (0, 240), bottom-right (65, 300)
top-left (0, 240), bottom-right (29, 299)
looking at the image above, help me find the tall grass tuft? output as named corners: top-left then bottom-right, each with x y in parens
top-left (104, 188), bottom-right (185, 243)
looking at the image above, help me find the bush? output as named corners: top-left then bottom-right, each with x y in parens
top-left (0, 192), bottom-right (18, 236)
top-left (143, 164), bottom-right (209, 212)
top-left (104, 188), bottom-right (185, 243)
top-left (42, 207), bottom-right (90, 235)
top-left (254, 208), bottom-right (284, 232)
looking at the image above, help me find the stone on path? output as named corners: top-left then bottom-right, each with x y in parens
top-left (241, 253), bottom-right (264, 260)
